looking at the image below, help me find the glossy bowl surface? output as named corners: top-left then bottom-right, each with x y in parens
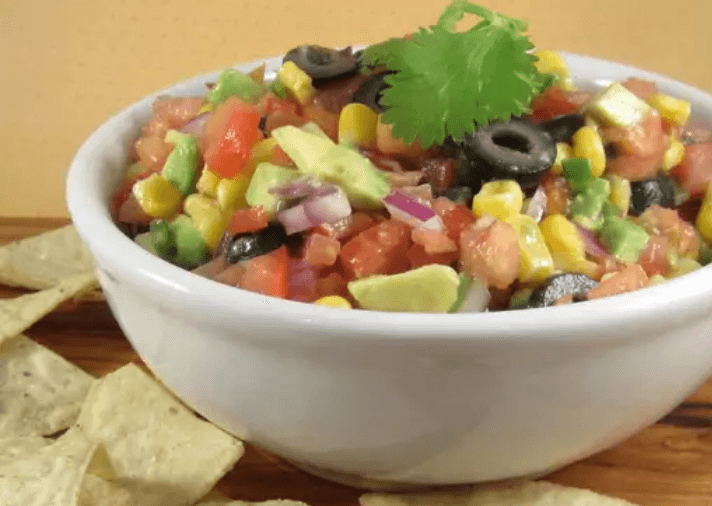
top-left (67, 52), bottom-right (712, 488)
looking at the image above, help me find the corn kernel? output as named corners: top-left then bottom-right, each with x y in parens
top-left (607, 174), bottom-right (631, 217)
top-left (314, 295), bottom-right (352, 309)
top-left (540, 214), bottom-right (597, 277)
top-left (217, 175), bottom-right (251, 212)
top-left (246, 138), bottom-right (278, 169)
top-left (551, 142), bottom-right (573, 175)
top-left (649, 92), bottom-right (691, 126)
top-left (196, 166), bottom-right (220, 198)
top-left (504, 214), bottom-right (555, 284)
top-left (183, 194), bottom-right (228, 251)
top-left (696, 182), bottom-right (712, 243)
top-left (572, 126), bottom-right (606, 177)
top-left (198, 102), bottom-right (214, 114)
top-left (662, 136), bottom-right (685, 171)
top-left (338, 103), bottom-right (378, 149)
top-left (533, 50), bottom-right (574, 91)
top-left (277, 61), bottom-right (315, 105)
top-left (132, 173), bottom-right (182, 219)
top-left (472, 180), bottom-right (524, 221)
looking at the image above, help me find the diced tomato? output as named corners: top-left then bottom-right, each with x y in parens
top-left (202, 97), bottom-right (262, 178)
top-left (604, 111), bottom-right (667, 181)
top-left (257, 92), bottom-right (301, 116)
top-left (304, 234), bottom-right (341, 268)
top-left (671, 141), bottom-right (712, 197)
top-left (529, 85), bottom-right (582, 122)
top-left (594, 254), bottom-right (621, 281)
top-left (436, 203), bottom-right (476, 244)
top-left (111, 171), bottom-right (151, 218)
top-left (338, 220), bottom-right (412, 279)
top-left (313, 212), bottom-right (375, 241)
top-left (459, 220), bottom-right (520, 290)
top-left (586, 264), bottom-right (648, 300)
top-left (638, 205), bottom-right (700, 258)
top-left (117, 193), bottom-right (153, 225)
top-left (142, 116), bottom-right (171, 139)
top-left (638, 235), bottom-right (673, 277)
top-left (264, 110), bottom-right (307, 134)
top-left (134, 136), bottom-right (172, 172)
top-left (411, 228), bottom-right (457, 254)
top-left (541, 172), bottom-right (571, 216)
top-left (621, 78), bottom-right (658, 102)
top-left (152, 96), bottom-right (206, 129)
top-left (406, 243), bottom-right (458, 269)
top-left (315, 269), bottom-right (350, 299)
top-left (213, 262), bottom-right (247, 287)
top-left (226, 206), bottom-right (269, 235)
top-left (302, 104), bottom-right (339, 142)
top-left (240, 246), bottom-right (289, 298)
top-left (287, 258), bottom-right (319, 302)
top-left (192, 254), bottom-right (230, 280)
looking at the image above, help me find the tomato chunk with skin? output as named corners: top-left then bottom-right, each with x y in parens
top-left (202, 97), bottom-right (262, 178)
top-left (638, 235), bottom-right (673, 277)
top-left (586, 264), bottom-right (648, 300)
top-left (240, 246), bottom-right (289, 298)
top-left (529, 85), bottom-right (582, 122)
top-left (304, 233), bottom-right (341, 268)
top-left (338, 220), bottom-right (412, 279)
top-left (672, 142), bottom-right (712, 197)
top-left (436, 202), bottom-right (476, 244)
top-left (604, 111), bottom-right (667, 181)
top-left (459, 220), bottom-right (520, 290)
top-left (227, 206), bottom-right (269, 235)
top-left (406, 243), bottom-right (459, 269)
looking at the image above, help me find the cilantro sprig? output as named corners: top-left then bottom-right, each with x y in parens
top-left (361, 1), bottom-right (551, 148)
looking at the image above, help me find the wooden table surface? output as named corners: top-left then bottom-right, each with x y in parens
top-left (4, 217), bottom-right (712, 506)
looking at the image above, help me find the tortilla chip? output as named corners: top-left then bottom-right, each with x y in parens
top-left (78, 475), bottom-right (133, 506)
top-left (360, 481), bottom-right (638, 506)
top-left (0, 225), bottom-right (95, 290)
top-left (0, 426), bottom-right (98, 506)
top-left (0, 436), bottom-right (51, 465)
top-left (76, 363), bottom-right (244, 506)
top-left (0, 271), bottom-right (98, 344)
top-left (0, 335), bottom-right (94, 437)
top-left (198, 501), bottom-right (312, 506)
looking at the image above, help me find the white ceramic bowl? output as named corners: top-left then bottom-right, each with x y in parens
top-left (67, 51), bottom-right (712, 489)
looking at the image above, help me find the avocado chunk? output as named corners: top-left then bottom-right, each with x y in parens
top-left (162, 135), bottom-right (199, 196)
top-left (169, 215), bottom-right (209, 269)
top-left (245, 162), bottom-right (299, 218)
top-left (348, 265), bottom-right (460, 313)
top-left (271, 125), bottom-right (391, 209)
top-left (599, 215), bottom-right (649, 263)
top-left (207, 69), bottom-right (266, 106)
top-left (586, 83), bottom-right (651, 128)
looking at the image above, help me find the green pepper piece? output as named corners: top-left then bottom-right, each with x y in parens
top-left (562, 157), bottom-right (592, 193)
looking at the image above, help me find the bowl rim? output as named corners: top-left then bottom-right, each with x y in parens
top-left (66, 50), bottom-right (712, 343)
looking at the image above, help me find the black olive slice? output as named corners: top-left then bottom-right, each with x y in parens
top-left (540, 114), bottom-right (586, 144)
top-left (629, 173), bottom-right (675, 216)
top-left (283, 45), bottom-right (359, 81)
top-left (226, 224), bottom-right (289, 264)
top-left (462, 118), bottom-right (557, 190)
top-left (353, 71), bottom-right (393, 113)
top-left (527, 273), bottom-right (598, 308)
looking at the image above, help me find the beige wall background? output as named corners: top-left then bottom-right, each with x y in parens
top-left (2, 0), bottom-right (711, 218)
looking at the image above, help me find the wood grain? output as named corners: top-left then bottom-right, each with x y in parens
top-left (4, 220), bottom-right (712, 505)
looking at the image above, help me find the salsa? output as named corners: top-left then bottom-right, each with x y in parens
top-left (113, 2), bottom-right (712, 312)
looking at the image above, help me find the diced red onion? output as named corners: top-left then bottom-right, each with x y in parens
top-left (577, 225), bottom-right (609, 258)
top-left (269, 177), bottom-right (321, 199)
top-left (303, 189), bottom-right (352, 223)
top-left (525, 185), bottom-right (548, 223)
top-left (277, 187), bottom-right (352, 235)
top-left (382, 189), bottom-right (443, 231)
top-left (179, 112), bottom-right (210, 137)
top-left (278, 204), bottom-right (317, 235)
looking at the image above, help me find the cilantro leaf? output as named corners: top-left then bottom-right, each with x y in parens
top-left (360, 1), bottom-right (547, 148)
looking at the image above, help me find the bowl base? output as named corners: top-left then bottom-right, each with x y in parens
top-left (286, 459), bottom-right (549, 491)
